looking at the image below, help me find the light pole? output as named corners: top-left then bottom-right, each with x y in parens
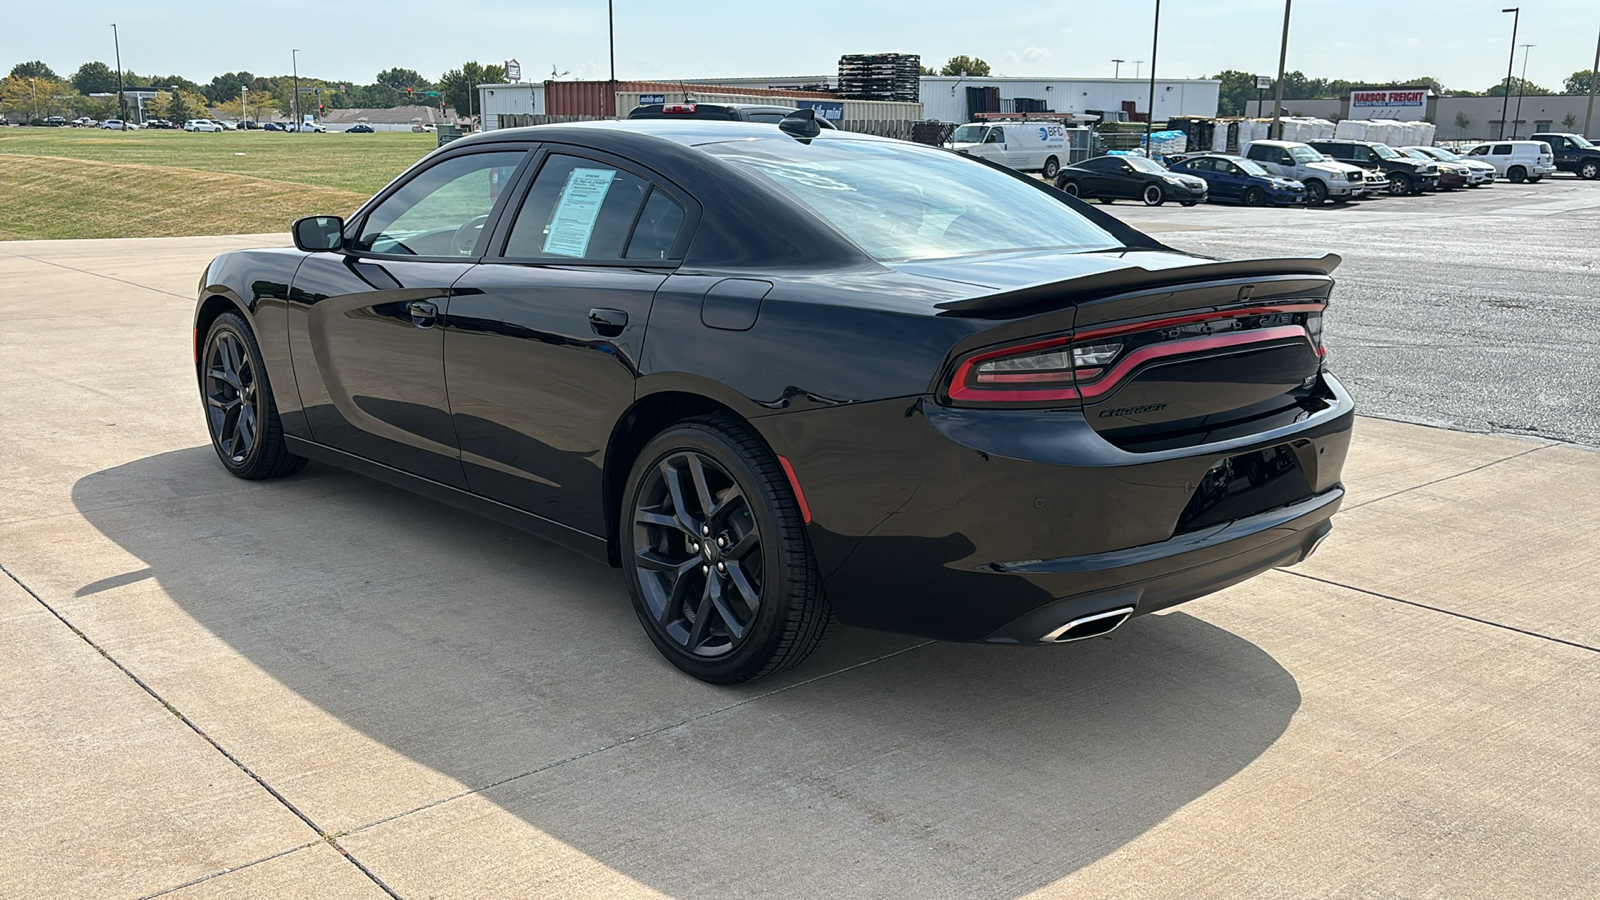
top-left (241, 84), bottom-right (248, 126)
top-left (608, 0), bottom-right (617, 117)
top-left (1132, 60), bottom-right (1144, 79)
top-left (1512, 43), bottom-right (1534, 138)
top-left (111, 23), bottom-right (127, 128)
top-left (292, 49), bottom-right (300, 131)
top-left (1144, 1), bottom-right (1160, 152)
top-left (1112, 59), bottom-right (1125, 78)
top-left (1270, 0), bottom-right (1292, 139)
top-left (1586, 24), bottom-right (1599, 139)
top-left (1499, 8), bottom-right (1519, 140)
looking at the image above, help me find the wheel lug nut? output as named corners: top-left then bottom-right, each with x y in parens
top-left (701, 525), bottom-right (710, 536)
top-left (716, 536), bottom-right (727, 548)
top-left (716, 561), bottom-right (726, 573)
top-left (689, 542), bottom-right (698, 552)
top-left (701, 565), bottom-right (710, 575)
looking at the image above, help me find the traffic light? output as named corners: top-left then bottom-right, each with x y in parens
top-left (407, 87), bottom-right (413, 98)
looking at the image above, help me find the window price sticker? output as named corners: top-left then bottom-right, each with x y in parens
top-left (543, 167), bottom-right (617, 257)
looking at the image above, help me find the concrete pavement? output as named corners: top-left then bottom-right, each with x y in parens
top-left (1, 234), bottom-right (1596, 898)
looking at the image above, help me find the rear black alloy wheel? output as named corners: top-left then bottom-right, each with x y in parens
top-left (1242, 187), bottom-right (1266, 207)
top-left (623, 416), bottom-right (827, 684)
top-left (202, 312), bottom-right (305, 479)
top-left (1142, 184), bottom-right (1165, 206)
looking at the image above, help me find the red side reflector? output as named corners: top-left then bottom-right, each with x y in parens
top-left (777, 455), bottom-right (812, 524)
top-left (193, 327), bottom-right (200, 365)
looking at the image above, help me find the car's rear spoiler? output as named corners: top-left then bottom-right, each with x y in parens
top-left (935, 252), bottom-right (1342, 317)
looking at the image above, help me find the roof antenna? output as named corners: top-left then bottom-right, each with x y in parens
top-left (779, 107), bottom-right (822, 141)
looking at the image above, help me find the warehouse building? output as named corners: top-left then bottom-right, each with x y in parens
top-left (1246, 94), bottom-right (1597, 141)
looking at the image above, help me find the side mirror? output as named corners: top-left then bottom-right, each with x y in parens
top-left (292, 215), bottom-right (345, 252)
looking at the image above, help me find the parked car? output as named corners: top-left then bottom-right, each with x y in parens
top-left (1166, 154), bottom-right (1306, 206)
top-left (1396, 148), bottom-right (1470, 189)
top-left (1402, 146), bottom-right (1494, 186)
top-left (1053, 155), bottom-right (1207, 206)
top-left (99, 119), bottom-right (124, 130)
top-left (262, 122), bottom-right (284, 131)
top-left (1461, 141), bottom-right (1556, 183)
top-left (70, 116), bottom-right (98, 127)
top-left (1526, 133), bottom-right (1600, 180)
top-left (1243, 140), bottom-right (1372, 204)
top-left (144, 118), bottom-right (176, 130)
top-left (216, 120), bottom-right (238, 131)
top-left (345, 124), bottom-right (375, 133)
top-left (192, 119), bottom-right (1351, 682)
top-left (1307, 140), bottom-right (1438, 195)
top-left (184, 119), bottom-right (220, 132)
top-left (285, 121), bottom-right (327, 133)
top-left (951, 121), bottom-right (1071, 178)
top-left (42, 116), bottom-right (67, 127)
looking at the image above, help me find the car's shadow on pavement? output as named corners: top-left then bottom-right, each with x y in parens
top-left (74, 447), bottom-right (1302, 897)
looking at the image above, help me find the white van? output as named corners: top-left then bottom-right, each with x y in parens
top-left (1461, 140), bottom-right (1556, 183)
top-left (952, 121), bottom-right (1070, 178)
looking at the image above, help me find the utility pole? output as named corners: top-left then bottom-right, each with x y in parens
top-left (1144, 1), bottom-right (1160, 152)
top-left (292, 49), bottom-right (300, 131)
top-left (1499, 8), bottom-right (1519, 140)
top-left (112, 23), bottom-right (126, 128)
top-left (1270, 0), bottom-right (1292, 139)
top-left (1586, 24), bottom-right (1599, 138)
top-left (1512, 43), bottom-right (1533, 138)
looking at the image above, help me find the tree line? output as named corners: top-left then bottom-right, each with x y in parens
top-left (1213, 69), bottom-right (1600, 117)
top-left (0, 60), bottom-right (505, 122)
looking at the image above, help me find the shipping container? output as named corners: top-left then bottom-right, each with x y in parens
top-left (613, 91), bottom-right (921, 125)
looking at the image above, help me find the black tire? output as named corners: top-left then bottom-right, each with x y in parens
top-left (200, 312), bottom-right (306, 480)
top-left (1527, 176), bottom-right (1542, 184)
top-left (1388, 173), bottom-right (1412, 196)
top-left (621, 415), bottom-right (829, 684)
top-left (1508, 166), bottom-right (1527, 184)
top-left (1242, 187), bottom-right (1266, 207)
top-left (1041, 156), bottom-right (1060, 179)
top-left (1097, 197), bottom-right (1115, 204)
top-left (1058, 179), bottom-right (1080, 197)
top-left (1305, 180), bottom-right (1328, 205)
top-left (1142, 184), bottom-right (1165, 206)
top-left (1180, 200), bottom-right (1197, 207)
top-left (1579, 160), bottom-right (1600, 180)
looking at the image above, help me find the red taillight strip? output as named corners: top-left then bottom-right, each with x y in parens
top-left (1073, 303), bottom-right (1326, 342)
top-left (950, 326), bottom-right (1311, 403)
top-left (777, 455), bottom-right (812, 524)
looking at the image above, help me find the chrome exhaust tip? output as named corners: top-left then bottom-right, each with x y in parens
top-left (1039, 606), bottom-right (1135, 644)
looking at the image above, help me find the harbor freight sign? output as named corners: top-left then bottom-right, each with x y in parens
top-left (1350, 88), bottom-right (1429, 120)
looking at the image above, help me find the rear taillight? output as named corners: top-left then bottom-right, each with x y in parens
top-left (950, 336), bottom-right (1121, 402)
top-left (946, 304), bottom-right (1327, 406)
top-left (663, 103), bottom-right (697, 115)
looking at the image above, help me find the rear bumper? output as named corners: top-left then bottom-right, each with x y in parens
top-left (760, 373), bottom-right (1356, 643)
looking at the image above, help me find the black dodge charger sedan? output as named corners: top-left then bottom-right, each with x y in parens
top-left (194, 117), bottom-right (1353, 683)
top-left (1053, 154), bottom-right (1209, 206)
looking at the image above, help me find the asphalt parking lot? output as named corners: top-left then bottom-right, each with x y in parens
top-left (2, 182), bottom-right (1598, 898)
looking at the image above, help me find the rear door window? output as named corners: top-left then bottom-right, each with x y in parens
top-left (504, 155), bottom-right (653, 260)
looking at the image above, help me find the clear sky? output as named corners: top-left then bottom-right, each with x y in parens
top-left (6, 1), bottom-right (1597, 92)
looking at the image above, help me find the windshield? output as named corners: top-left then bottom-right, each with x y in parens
top-left (1288, 146), bottom-right (1323, 164)
top-left (1372, 144), bottom-right (1401, 159)
top-left (1571, 134), bottom-right (1597, 149)
top-left (1426, 148), bottom-right (1460, 161)
top-left (1235, 158), bottom-right (1269, 176)
top-left (706, 138), bottom-right (1122, 261)
top-left (951, 125), bottom-right (985, 143)
top-left (1125, 156), bottom-right (1168, 174)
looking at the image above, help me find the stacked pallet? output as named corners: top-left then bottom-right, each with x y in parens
top-left (837, 53), bottom-right (921, 102)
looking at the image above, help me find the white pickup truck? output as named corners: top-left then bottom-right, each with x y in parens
top-left (1243, 140), bottom-right (1376, 205)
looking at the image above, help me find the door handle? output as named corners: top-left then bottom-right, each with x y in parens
top-left (588, 308), bottom-right (628, 337)
top-left (409, 301), bottom-right (438, 328)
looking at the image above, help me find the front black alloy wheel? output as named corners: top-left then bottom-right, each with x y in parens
top-left (1142, 184), bottom-right (1165, 206)
top-left (202, 312), bottom-right (305, 479)
top-left (1242, 187), bottom-right (1266, 207)
top-left (1305, 180), bottom-right (1328, 205)
top-left (623, 416), bottom-right (827, 684)
top-left (1387, 173), bottom-right (1412, 196)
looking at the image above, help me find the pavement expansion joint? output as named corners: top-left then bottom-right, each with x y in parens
top-left (337, 638), bottom-right (940, 842)
top-left (1343, 440), bottom-right (1558, 511)
top-left (0, 247), bottom-right (190, 300)
top-left (1282, 568), bottom-right (1600, 655)
top-left (134, 840), bottom-right (323, 900)
top-left (0, 560), bottom-right (404, 900)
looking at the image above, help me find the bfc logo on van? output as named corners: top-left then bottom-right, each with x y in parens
top-left (1038, 127), bottom-right (1050, 142)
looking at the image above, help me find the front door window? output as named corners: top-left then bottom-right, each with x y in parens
top-left (355, 151), bottom-right (525, 257)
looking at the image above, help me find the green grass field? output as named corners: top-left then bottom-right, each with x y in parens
top-left (0, 128), bottom-right (437, 240)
